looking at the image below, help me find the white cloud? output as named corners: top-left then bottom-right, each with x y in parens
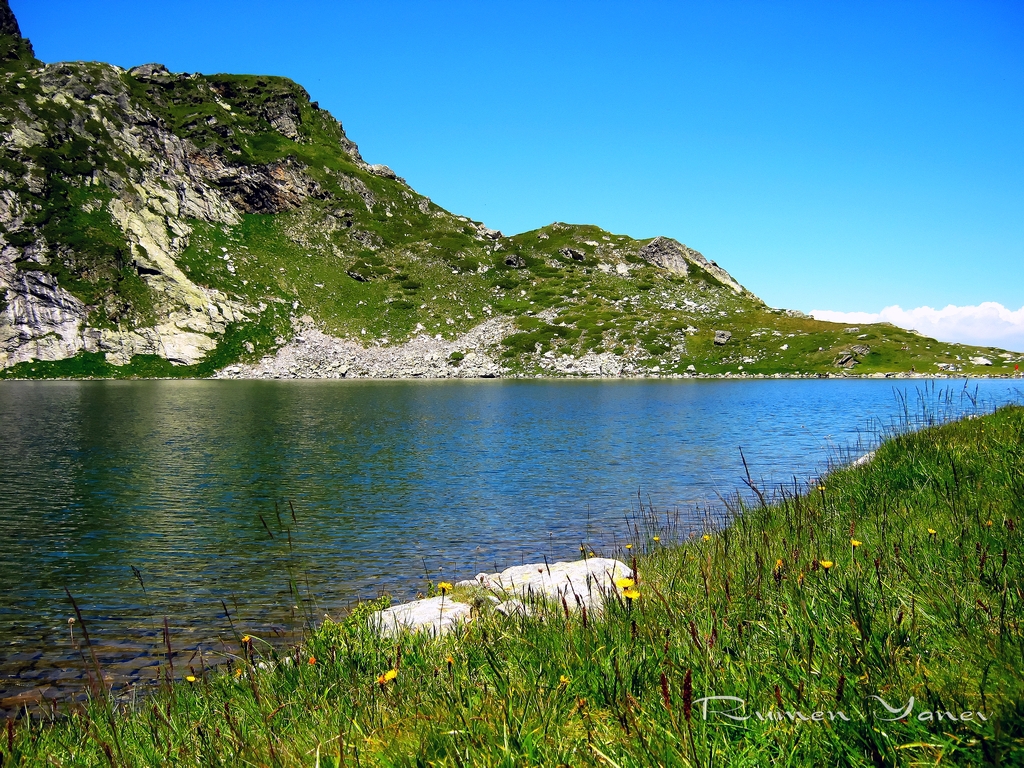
top-left (810, 303), bottom-right (1024, 352)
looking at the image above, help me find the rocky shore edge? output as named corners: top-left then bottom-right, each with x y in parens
top-left (369, 557), bottom-right (633, 638)
top-left (210, 317), bottom-right (1022, 382)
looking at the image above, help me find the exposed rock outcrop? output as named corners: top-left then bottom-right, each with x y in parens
top-left (0, 36), bottom-right (355, 369)
top-left (0, 0), bottom-right (22, 39)
top-left (638, 237), bottom-right (744, 293)
top-left (0, 271), bottom-right (88, 366)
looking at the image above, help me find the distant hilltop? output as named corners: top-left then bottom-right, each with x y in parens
top-left (0, 0), bottom-right (1019, 379)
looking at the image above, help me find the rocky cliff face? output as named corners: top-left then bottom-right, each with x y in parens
top-left (0, 8), bottom-right (380, 369)
top-left (0, 0), bottom-right (22, 39)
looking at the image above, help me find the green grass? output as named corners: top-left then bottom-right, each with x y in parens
top-left (8, 406), bottom-right (1023, 765)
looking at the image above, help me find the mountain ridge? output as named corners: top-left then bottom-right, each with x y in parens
top-left (1, 1), bottom-right (1019, 379)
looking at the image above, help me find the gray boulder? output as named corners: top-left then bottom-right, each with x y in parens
top-left (364, 164), bottom-right (398, 179)
top-left (128, 63), bottom-right (173, 82)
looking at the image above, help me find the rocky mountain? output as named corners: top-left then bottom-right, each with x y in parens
top-left (1, 1), bottom-right (1018, 380)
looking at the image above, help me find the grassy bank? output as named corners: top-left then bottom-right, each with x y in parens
top-left (6, 407), bottom-right (1024, 766)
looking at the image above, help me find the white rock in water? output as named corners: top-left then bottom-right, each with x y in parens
top-left (370, 596), bottom-right (472, 638)
top-left (476, 557), bottom-right (632, 614)
top-left (851, 450), bottom-right (876, 468)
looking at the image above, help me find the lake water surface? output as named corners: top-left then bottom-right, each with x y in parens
top-left (0, 377), bottom-right (1017, 707)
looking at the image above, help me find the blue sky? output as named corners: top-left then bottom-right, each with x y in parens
top-left (14, 1), bottom-right (1024, 332)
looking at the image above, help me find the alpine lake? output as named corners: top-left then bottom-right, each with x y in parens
top-left (0, 377), bottom-right (1018, 713)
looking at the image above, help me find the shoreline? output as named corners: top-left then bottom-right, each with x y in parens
top-left (1, 372), bottom-right (1021, 383)
top-left (4, 319), bottom-right (1021, 383)
top-left (8, 312), bottom-right (1022, 382)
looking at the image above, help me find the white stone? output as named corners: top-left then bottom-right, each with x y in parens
top-left (851, 450), bottom-right (876, 468)
top-left (475, 557), bottom-right (632, 614)
top-left (370, 596), bottom-right (472, 638)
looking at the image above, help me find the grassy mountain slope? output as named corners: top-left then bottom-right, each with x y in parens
top-left (0, 2), bottom-right (1018, 379)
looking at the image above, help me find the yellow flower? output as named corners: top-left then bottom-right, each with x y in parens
top-left (241, 635), bottom-right (251, 643)
top-left (559, 675), bottom-right (570, 686)
top-left (850, 539), bottom-right (862, 548)
top-left (774, 558), bottom-right (784, 570)
top-left (437, 582), bottom-right (453, 594)
top-left (185, 675), bottom-right (197, 683)
top-left (985, 520), bottom-right (993, 527)
top-left (652, 536), bottom-right (660, 542)
top-left (625, 544), bottom-right (633, 550)
top-left (797, 572), bottom-right (805, 586)
top-left (622, 588), bottom-right (641, 600)
top-left (820, 560), bottom-right (834, 570)
top-left (445, 655), bottom-right (454, 666)
top-left (588, 551), bottom-right (595, 557)
top-left (927, 528), bottom-right (937, 536)
top-left (234, 668), bottom-right (243, 678)
top-left (702, 534), bottom-right (711, 541)
top-left (615, 577), bottom-right (636, 589)
top-left (377, 668), bottom-right (398, 686)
